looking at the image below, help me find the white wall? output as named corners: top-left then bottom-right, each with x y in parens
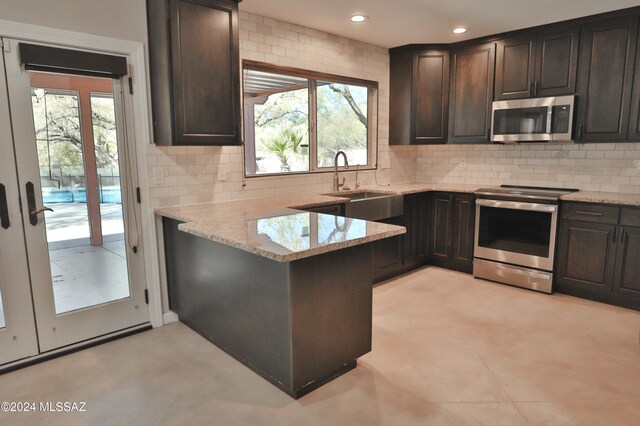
top-left (1, 0), bottom-right (148, 43)
top-left (416, 143), bottom-right (640, 194)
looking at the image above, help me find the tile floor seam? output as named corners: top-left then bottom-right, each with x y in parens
top-left (463, 336), bottom-right (528, 421)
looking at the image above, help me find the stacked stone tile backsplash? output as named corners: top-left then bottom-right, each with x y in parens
top-left (416, 143), bottom-right (640, 194)
top-left (146, 12), bottom-right (417, 208)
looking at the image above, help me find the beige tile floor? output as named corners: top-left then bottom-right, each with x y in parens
top-left (1, 267), bottom-right (639, 425)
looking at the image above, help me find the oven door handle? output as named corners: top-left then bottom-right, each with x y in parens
top-left (476, 199), bottom-right (558, 213)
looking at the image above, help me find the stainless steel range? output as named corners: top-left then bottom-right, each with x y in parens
top-left (473, 185), bottom-right (579, 293)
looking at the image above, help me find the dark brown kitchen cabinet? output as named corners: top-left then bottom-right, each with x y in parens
top-left (613, 225), bottom-right (640, 298)
top-left (449, 42), bottom-right (495, 144)
top-left (427, 192), bottom-right (475, 272)
top-left (627, 22), bottom-right (640, 140)
top-left (575, 16), bottom-right (638, 142)
top-left (403, 193), bottom-right (430, 267)
top-left (372, 216), bottom-right (405, 283)
top-left (555, 202), bottom-right (640, 310)
top-left (495, 27), bottom-right (579, 100)
top-left (389, 49), bottom-right (450, 145)
top-left (147, 0), bottom-right (241, 146)
top-left (555, 220), bottom-right (617, 294)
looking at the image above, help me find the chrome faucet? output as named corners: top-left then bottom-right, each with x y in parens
top-left (333, 150), bottom-right (349, 191)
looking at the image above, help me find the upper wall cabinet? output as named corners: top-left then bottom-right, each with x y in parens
top-left (448, 42), bottom-right (496, 144)
top-left (495, 27), bottom-right (579, 100)
top-left (575, 16), bottom-right (638, 142)
top-left (389, 49), bottom-right (450, 145)
top-left (147, 0), bottom-right (241, 146)
top-left (627, 21), bottom-right (640, 140)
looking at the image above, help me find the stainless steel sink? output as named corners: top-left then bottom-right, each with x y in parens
top-left (324, 191), bottom-right (403, 221)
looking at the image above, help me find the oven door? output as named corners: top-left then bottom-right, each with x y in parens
top-left (474, 199), bottom-right (558, 271)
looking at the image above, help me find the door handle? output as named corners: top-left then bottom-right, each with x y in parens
top-left (26, 181), bottom-right (53, 226)
top-left (0, 184), bottom-right (9, 229)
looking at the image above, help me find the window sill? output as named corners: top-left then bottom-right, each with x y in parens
top-left (245, 166), bottom-right (377, 179)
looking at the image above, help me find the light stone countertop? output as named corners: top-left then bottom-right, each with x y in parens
top-left (155, 184), bottom-right (640, 262)
top-left (156, 193), bottom-right (406, 263)
top-left (559, 191), bottom-right (640, 207)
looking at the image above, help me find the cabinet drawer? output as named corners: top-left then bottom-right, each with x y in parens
top-left (561, 203), bottom-right (619, 224)
top-left (620, 207), bottom-right (640, 226)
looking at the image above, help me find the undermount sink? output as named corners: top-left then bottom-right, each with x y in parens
top-left (323, 190), bottom-right (404, 221)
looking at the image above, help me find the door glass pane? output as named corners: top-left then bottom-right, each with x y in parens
top-left (493, 107), bottom-right (548, 135)
top-left (29, 72), bottom-right (131, 315)
top-left (316, 81), bottom-right (368, 167)
top-left (0, 290), bottom-right (5, 329)
top-left (477, 206), bottom-right (552, 257)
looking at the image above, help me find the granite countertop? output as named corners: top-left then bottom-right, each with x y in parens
top-left (155, 184), bottom-right (640, 262)
top-left (559, 191), bottom-right (640, 207)
top-left (156, 193), bottom-right (405, 262)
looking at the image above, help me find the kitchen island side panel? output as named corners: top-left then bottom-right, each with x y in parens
top-left (290, 244), bottom-right (373, 393)
top-left (163, 218), bottom-right (294, 391)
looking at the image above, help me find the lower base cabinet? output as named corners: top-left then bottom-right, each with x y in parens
top-left (426, 192), bottom-right (476, 273)
top-left (371, 191), bottom-right (474, 283)
top-left (555, 203), bottom-right (640, 310)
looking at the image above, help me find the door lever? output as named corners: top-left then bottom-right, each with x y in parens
top-left (26, 181), bottom-right (53, 226)
top-left (0, 184), bottom-right (9, 229)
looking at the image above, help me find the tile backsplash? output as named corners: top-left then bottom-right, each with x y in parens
top-left (416, 143), bottom-right (640, 194)
top-left (146, 12), bottom-right (416, 208)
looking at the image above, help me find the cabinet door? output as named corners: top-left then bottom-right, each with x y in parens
top-left (576, 16), bottom-right (638, 142)
top-left (428, 193), bottom-right (453, 261)
top-left (412, 51), bottom-right (450, 144)
top-left (451, 194), bottom-right (475, 273)
top-left (495, 36), bottom-right (536, 100)
top-left (404, 194), bottom-right (430, 266)
top-left (372, 216), bottom-right (404, 283)
top-left (534, 26), bottom-right (579, 97)
top-left (169, 0), bottom-right (241, 145)
top-left (627, 22), bottom-right (640, 140)
top-left (612, 226), bottom-right (640, 299)
top-left (449, 42), bottom-right (495, 144)
top-left (555, 220), bottom-right (617, 294)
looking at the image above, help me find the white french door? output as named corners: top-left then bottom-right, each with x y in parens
top-left (0, 38), bottom-right (149, 364)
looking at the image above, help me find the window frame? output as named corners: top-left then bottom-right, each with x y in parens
top-left (242, 60), bottom-right (379, 178)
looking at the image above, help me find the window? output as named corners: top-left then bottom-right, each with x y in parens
top-left (243, 62), bottom-right (378, 176)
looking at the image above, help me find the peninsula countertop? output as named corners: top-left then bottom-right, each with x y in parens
top-left (155, 193), bottom-right (406, 262)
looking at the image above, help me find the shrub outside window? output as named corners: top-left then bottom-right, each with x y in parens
top-left (243, 61), bottom-right (378, 176)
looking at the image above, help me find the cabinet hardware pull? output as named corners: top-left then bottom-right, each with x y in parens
top-left (0, 184), bottom-right (9, 229)
top-left (613, 227), bottom-right (617, 244)
top-left (577, 124), bottom-right (583, 139)
top-left (575, 210), bottom-right (602, 216)
top-left (528, 81), bottom-right (533, 97)
top-left (534, 80), bottom-right (539, 96)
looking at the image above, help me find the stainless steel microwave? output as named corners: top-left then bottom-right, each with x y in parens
top-left (491, 95), bottom-right (575, 143)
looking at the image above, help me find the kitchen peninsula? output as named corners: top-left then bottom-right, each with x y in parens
top-left (156, 194), bottom-right (405, 398)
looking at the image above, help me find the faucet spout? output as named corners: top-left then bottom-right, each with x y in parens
top-left (333, 151), bottom-right (349, 191)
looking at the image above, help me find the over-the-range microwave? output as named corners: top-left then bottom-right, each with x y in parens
top-left (491, 95), bottom-right (575, 143)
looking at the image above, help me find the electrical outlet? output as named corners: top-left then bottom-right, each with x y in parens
top-left (152, 166), bottom-right (164, 185)
top-left (459, 159), bottom-right (467, 169)
top-left (634, 160), bottom-right (640, 170)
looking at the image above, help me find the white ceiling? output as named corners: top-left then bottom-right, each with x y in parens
top-left (240, 0), bottom-right (640, 48)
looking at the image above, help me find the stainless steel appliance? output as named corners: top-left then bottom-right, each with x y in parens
top-left (473, 185), bottom-right (578, 293)
top-left (491, 95), bottom-right (575, 143)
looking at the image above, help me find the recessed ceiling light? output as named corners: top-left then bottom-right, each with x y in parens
top-left (350, 14), bottom-right (368, 23)
top-left (452, 27), bottom-right (468, 34)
